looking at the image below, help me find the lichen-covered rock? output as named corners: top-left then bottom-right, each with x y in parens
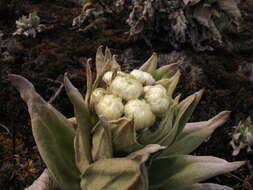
top-left (73, 0), bottom-right (241, 51)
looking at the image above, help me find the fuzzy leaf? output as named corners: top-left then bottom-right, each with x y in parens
top-left (109, 117), bottom-right (140, 153)
top-left (127, 144), bottom-right (166, 164)
top-left (174, 89), bottom-right (204, 137)
top-left (96, 45), bottom-right (104, 75)
top-left (111, 55), bottom-right (121, 70)
top-left (9, 74), bottom-right (80, 190)
top-left (91, 117), bottom-right (113, 161)
top-left (104, 46), bottom-right (112, 62)
top-left (159, 111), bottom-right (230, 156)
top-left (152, 63), bottom-right (179, 80)
top-left (85, 60), bottom-right (93, 108)
top-left (64, 74), bottom-right (92, 173)
top-left (81, 144), bottom-right (165, 190)
top-left (149, 155), bottom-right (245, 190)
top-left (80, 158), bottom-right (146, 190)
top-left (138, 106), bottom-right (176, 145)
top-left (166, 70), bottom-right (181, 98)
top-left (139, 53), bottom-right (158, 73)
top-left (157, 90), bottom-right (203, 147)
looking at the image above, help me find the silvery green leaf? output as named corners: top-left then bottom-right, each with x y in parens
top-left (91, 117), bottom-right (113, 161)
top-left (96, 45), bottom-right (105, 75)
top-left (85, 60), bottom-right (93, 109)
top-left (109, 117), bottom-right (140, 153)
top-left (159, 111), bottom-right (230, 156)
top-left (81, 158), bottom-right (147, 190)
top-left (157, 92), bottom-right (198, 147)
top-left (127, 144), bottom-right (166, 164)
top-left (156, 90), bottom-right (203, 148)
top-left (138, 106), bottom-right (176, 145)
top-left (139, 53), bottom-right (158, 73)
top-left (149, 154), bottom-right (245, 190)
top-left (152, 63), bottom-right (179, 80)
top-left (111, 55), bottom-right (121, 70)
top-left (174, 89), bottom-right (204, 138)
top-left (104, 46), bottom-right (112, 63)
top-left (64, 74), bottom-right (92, 173)
top-left (166, 70), bottom-right (181, 98)
top-left (9, 74), bottom-right (81, 190)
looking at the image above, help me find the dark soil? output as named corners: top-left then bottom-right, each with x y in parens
top-left (0, 0), bottom-right (253, 189)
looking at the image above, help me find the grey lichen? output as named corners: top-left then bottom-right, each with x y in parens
top-left (230, 117), bottom-right (253, 156)
top-left (73, 0), bottom-right (241, 51)
top-left (13, 12), bottom-right (46, 38)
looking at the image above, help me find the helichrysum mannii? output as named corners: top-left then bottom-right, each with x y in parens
top-left (9, 46), bottom-right (244, 190)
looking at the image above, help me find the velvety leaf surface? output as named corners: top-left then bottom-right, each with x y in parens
top-left (64, 74), bottom-right (92, 173)
top-left (139, 53), bottom-right (157, 73)
top-left (91, 118), bottom-right (112, 161)
top-left (81, 158), bottom-right (145, 190)
top-left (109, 118), bottom-right (139, 153)
top-left (159, 111), bottom-right (230, 156)
top-left (9, 74), bottom-right (81, 190)
top-left (149, 155), bottom-right (244, 190)
top-left (152, 63), bottom-right (178, 80)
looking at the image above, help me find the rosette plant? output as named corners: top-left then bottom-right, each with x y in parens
top-left (9, 46), bottom-right (244, 190)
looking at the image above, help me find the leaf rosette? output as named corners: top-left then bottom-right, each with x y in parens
top-left (9, 46), bottom-right (244, 190)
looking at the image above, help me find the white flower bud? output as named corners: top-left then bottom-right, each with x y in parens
top-left (130, 69), bottom-right (155, 85)
top-left (90, 88), bottom-right (106, 105)
top-left (103, 71), bottom-right (126, 84)
top-left (110, 76), bottom-right (143, 100)
top-left (124, 99), bottom-right (155, 130)
top-left (95, 94), bottom-right (124, 120)
top-left (144, 85), bottom-right (169, 114)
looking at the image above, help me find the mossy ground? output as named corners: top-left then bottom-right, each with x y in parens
top-left (0, 0), bottom-right (253, 189)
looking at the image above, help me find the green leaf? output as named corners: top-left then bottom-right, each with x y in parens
top-left (174, 89), bottom-right (204, 138)
top-left (96, 45), bottom-right (105, 75)
top-left (91, 117), bottom-right (113, 161)
top-left (64, 74), bottom-right (92, 173)
top-left (138, 106), bottom-right (176, 146)
top-left (156, 70), bottom-right (181, 99)
top-left (159, 111), bottom-right (230, 156)
top-left (127, 144), bottom-right (166, 164)
top-left (80, 158), bottom-right (146, 190)
top-left (152, 63), bottom-right (179, 80)
top-left (149, 154), bottom-right (245, 190)
top-left (85, 59), bottom-right (93, 109)
top-left (81, 144), bottom-right (164, 190)
top-left (111, 55), bottom-right (121, 70)
top-left (139, 53), bottom-right (158, 73)
top-left (109, 117), bottom-right (140, 153)
top-left (157, 90), bottom-right (203, 147)
top-left (104, 46), bottom-right (112, 63)
top-left (9, 74), bottom-right (80, 190)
